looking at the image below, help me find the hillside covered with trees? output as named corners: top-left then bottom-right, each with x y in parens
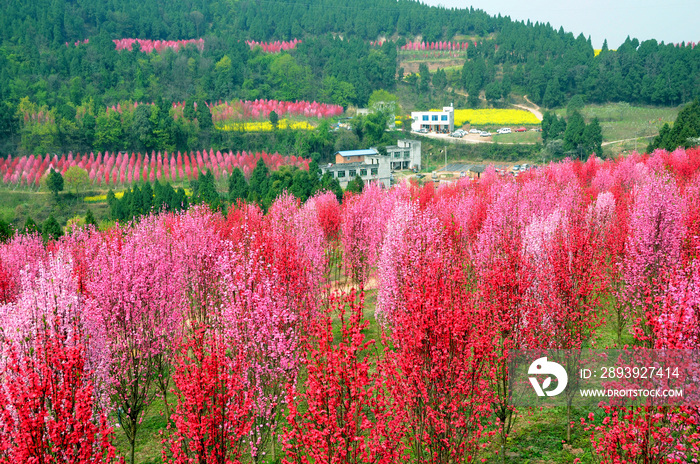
top-left (0, 0), bottom-right (698, 156)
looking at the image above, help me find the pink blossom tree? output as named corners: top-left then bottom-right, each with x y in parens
top-left (622, 173), bottom-right (685, 347)
top-left (84, 217), bottom-right (186, 463)
top-left (0, 254), bottom-right (121, 463)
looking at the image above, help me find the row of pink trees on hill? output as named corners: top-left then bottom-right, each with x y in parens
top-left (2, 148), bottom-right (700, 461)
top-left (65, 38), bottom-right (89, 47)
top-left (401, 40), bottom-right (476, 50)
top-left (113, 38), bottom-right (204, 53)
top-left (174, 99), bottom-right (343, 122)
top-left (0, 150), bottom-right (309, 188)
top-left (104, 101), bottom-right (154, 115)
top-left (370, 40), bottom-right (477, 50)
top-left (246, 39), bottom-right (301, 53)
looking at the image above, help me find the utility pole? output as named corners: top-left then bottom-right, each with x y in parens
top-left (444, 146), bottom-right (447, 170)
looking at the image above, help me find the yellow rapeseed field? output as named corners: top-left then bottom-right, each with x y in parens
top-left (84, 191), bottom-right (125, 202)
top-left (217, 119), bottom-right (314, 132)
top-left (451, 109), bottom-right (540, 127)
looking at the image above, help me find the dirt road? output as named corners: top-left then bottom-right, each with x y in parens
top-left (601, 135), bottom-right (656, 146)
top-left (411, 130), bottom-right (537, 145)
top-left (512, 95), bottom-right (543, 121)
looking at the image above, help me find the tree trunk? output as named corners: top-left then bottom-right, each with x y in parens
top-left (567, 399), bottom-right (572, 442)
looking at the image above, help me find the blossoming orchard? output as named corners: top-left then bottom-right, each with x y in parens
top-left (371, 40), bottom-right (477, 51)
top-left (170, 99), bottom-right (343, 131)
top-left (113, 38), bottom-right (205, 53)
top-left (245, 39), bottom-right (301, 53)
top-left (67, 38), bottom-right (206, 53)
top-left (200, 99), bottom-right (344, 123)
top-left (2, 148), bottom-right (700, 463)
top-left (0, 151), bottom-right (309, 188)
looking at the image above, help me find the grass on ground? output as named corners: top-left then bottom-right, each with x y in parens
top-left (114, 398), bottom-right (168, 464)
top-left (491, 131), bottom-right (542, 144)
top-left (0, 189), bottom-right (111, 231)
top-left (554, 102), bottom-right (679, 142)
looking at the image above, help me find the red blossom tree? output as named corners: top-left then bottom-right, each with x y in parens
top-left (536, 204), bottom-right (610, 440)
top-left (162, 324), bottom-right (252, 464)
top-left (386, 240), bottom-right (494, 463)
top-left (475, 183), bottom-right (544, 461)
top-left (584, 404), bottom-right (700, 464)
top-left (0, 318), bottom-right (122, 463)
top-left (283, 290), bottom-right (405, 464)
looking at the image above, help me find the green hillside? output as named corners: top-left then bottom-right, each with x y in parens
top-left (0, 0), bottom-right (697, 156)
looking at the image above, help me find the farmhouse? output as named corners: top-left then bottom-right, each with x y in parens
top-left (324, 139), bottom-right (422, 188)
top-left (385, 139), bottom-right (422, 171)
top-left (411, 105), bottom-right (455, 133)
top-left (322, 161), bottom-right (390, 188)
top-left (334, 140), bottom-right (421, 169)
top-left (335, 148), bottom-right (378, 164)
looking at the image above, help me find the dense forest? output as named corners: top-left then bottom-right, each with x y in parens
top-left (1, 0), bottom-right (698, 155)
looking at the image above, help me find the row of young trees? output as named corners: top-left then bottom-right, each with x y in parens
top-left (0, 157), bottom-right (353, 237)
top-left (107, 181), bottom-right (189, 222)
top-left (2, 148), bottom-right (310, 190)
top-left (2, 147), bottom-right (700, 462)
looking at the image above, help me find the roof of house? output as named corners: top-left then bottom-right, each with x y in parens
top-left (438, 163), bottom-right (487, 173)
top-left (322, 162), bottom-right (375, 171)
top-left (335, 149), bottom-right (378, 158)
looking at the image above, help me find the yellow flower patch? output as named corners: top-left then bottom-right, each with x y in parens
top-left (453, 109), bottom-right (540, 127)
top-left (84, 191), bottom-right (124, 202)
top-left (217, 119), bottom-right (315, 132)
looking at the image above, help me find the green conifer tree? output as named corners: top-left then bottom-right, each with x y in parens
top-left (228, 168), bottom-right (249, 203)
top-left (42, 215), bottom-right (63, 242)
top-left (85, 209), bottom-right (98, 228)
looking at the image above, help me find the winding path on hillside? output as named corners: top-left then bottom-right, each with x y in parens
top-left (512, 95), bottom-right (543, 121)
top-left (601, 135), bottom-right (656, 146)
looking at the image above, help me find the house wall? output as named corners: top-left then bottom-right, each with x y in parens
top-left (410, 107), bottom-right (454, 133)
top-left (398, 139), bottom-right (422, 170)
top-left (335, 154), bottom-right (365, 164)
top-left (323, 158), bottom-right (391, 189)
